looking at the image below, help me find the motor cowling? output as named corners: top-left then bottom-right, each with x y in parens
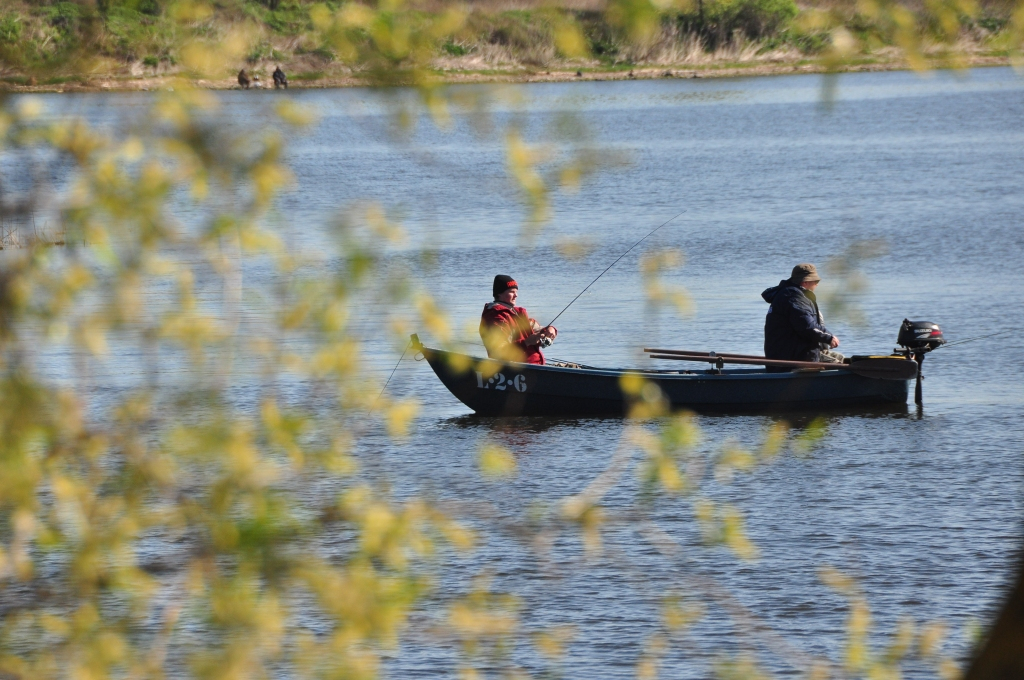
top-left (896, 319), bottom-right (945, 352)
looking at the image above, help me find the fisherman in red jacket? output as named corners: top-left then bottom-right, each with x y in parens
top-left (480, 275), bottom-right (557, 365)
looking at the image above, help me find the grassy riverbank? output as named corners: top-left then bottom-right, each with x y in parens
top-left (0, 0), bottom-right (1019, 91)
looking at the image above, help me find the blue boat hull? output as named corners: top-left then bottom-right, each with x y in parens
top-left (419, 346), bottom-right (910, 416)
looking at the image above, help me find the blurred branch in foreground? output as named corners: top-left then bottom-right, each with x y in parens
top-left (820, 238), bottom-right (889, 328)
top-left (0, 2), bottom-right (1017, 678)
top-left (0, 87), bottom-right (977, 677)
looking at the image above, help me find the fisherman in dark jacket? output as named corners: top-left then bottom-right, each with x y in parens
top-left (273, 66), bottom-right (288, 89)
top-left (762, 263), bottom-right (840, 368)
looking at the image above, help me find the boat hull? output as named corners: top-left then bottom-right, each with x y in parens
top-left (419, 346), bottom-right (909, 416)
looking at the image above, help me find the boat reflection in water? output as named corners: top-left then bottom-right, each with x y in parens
top-left (412, 336), bottom-right (913, 417)
top-left (441, 403), bottom-right (913, 434)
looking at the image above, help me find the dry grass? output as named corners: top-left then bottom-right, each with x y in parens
top-left (416, 0), bottom-right (609, 10)
top-left (602, 25), bottom-right (797, 65)
top-left (0, 219), bottom-right (66, 249)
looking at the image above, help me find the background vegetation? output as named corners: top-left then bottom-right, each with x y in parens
top-left (0, 0), bottom-right (1020, 86)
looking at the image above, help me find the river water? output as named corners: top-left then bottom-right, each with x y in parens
top-left (19, 67), bottom-right (1024, 677)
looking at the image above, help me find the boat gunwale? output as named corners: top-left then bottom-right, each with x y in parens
top-left (420, 345), bottom-right (857, 381)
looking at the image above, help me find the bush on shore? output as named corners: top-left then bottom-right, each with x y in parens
top-left (0, 0), bottom-right (1017, 79)
top-left (675, 0), bottom-right (799, 49)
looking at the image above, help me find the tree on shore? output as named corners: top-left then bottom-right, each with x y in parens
top-left (0, 0), bottom-right (1019, 81)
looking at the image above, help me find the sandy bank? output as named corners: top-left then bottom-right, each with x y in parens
top-left (2, 54), bottom-right (1012, 94)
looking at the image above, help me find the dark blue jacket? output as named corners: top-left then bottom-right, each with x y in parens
top-left (762, 280), bottom-right (834, 363)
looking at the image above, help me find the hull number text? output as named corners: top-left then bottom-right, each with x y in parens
top-left (476, 371), bottom-right (527, 393)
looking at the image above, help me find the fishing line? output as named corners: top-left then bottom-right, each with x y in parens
top-left (370, 339), bottom-right (411, 413)
top-left (545, 208), bottom-right (688, 328)
top-left (937, 328), bottom-right (1019, 349)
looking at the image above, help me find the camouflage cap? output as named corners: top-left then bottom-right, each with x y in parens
top-left (790, 263), bottom-right (821, 283)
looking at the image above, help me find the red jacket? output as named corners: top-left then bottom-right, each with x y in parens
top-left (479, 301), bottom-right (545, 365)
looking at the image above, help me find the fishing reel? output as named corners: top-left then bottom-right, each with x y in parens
top-left (540, 336), bottom-right (554, 348)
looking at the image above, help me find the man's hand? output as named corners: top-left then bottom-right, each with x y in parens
top-left (829, 335), bottom-right (840, 348)
top-left (526, 326), bottom-right (557, 346)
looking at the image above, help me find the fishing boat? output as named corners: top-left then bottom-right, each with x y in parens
top-left (410, 323), bottom-right (942, 416)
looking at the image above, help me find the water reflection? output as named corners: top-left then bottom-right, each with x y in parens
top-left (443, 402), bottom-right (911, 435)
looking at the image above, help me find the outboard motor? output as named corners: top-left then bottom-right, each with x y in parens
top-left (896, 319), bottom-right (945, 404)
top-left (897, 320), bottom-right (945, 353)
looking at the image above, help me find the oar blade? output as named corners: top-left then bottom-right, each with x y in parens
top-left (848, 357), bottom-right (918, 381)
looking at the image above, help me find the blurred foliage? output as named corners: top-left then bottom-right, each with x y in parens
top-left (640, 247), bottom-right (691, 317)
top-left (0, 1), bottom-right (993, 679)
top-left (0, 0), bottom-right (1022, 81)
top-left (821, 566), bottom-right (965, 679)
top-left (820, 239), bottom-right (889, 327)
top-left (0, 77), bottom-right (487, 679)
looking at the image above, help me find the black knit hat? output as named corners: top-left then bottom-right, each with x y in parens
top-left (493, 274), bottom-right (518, 298)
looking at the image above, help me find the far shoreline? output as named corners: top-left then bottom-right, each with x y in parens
top-left (1, 54), bottom-right (1014, 94)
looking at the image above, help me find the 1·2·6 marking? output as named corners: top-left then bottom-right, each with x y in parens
top-left (475, 372), bottom-right (527, 393)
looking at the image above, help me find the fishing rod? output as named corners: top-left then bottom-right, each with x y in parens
top-left (544, 209), bottom-right (688, 329)
top-left (936, 328), bottom-right (1017, 349)
top-left (369, 339), bottom-right (411, 414)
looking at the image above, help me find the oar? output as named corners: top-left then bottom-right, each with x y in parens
top-left (647, 353), bottom-right (829, 370)
top-left (647, 348), bottom-right (797, 361)
top-left (645, 349), bottom-right (918, 381)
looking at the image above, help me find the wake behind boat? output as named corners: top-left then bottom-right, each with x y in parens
top-left (411, 333), bottom-right (929, 416)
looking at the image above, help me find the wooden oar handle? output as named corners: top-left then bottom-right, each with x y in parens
top-left (647, 353), bottom-right (829, 370)
top-left (645, 348), bottom-right (768, 361)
